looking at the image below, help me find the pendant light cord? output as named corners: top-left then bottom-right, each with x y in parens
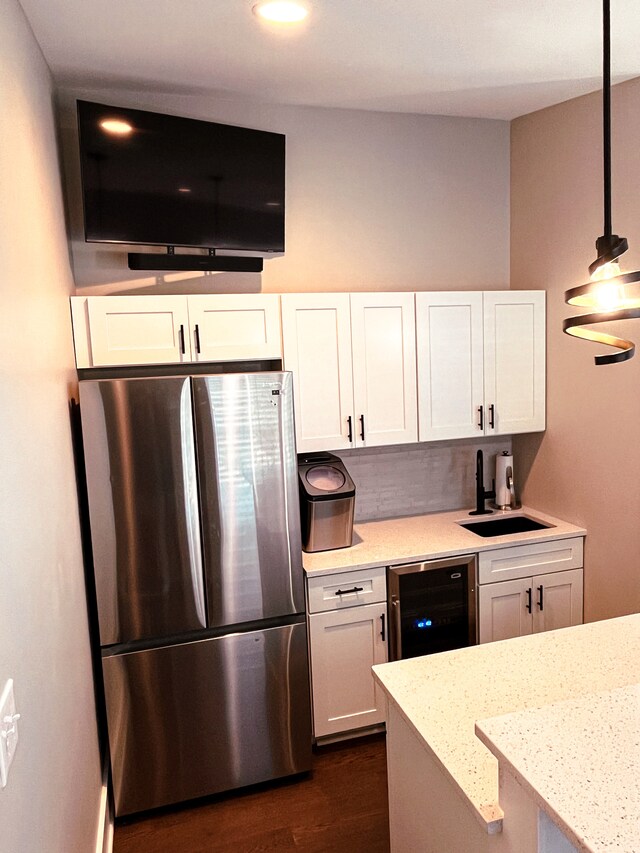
top-left (603, 0), bottom-right (612, 238)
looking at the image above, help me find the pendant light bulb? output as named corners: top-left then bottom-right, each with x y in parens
top-left (591, 281), bottom-right (626, 312)
top-left (590, 259), bottom-right (621, 281)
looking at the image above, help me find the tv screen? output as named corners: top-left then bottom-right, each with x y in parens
top-left (77, 100), bottom-right (285, 252)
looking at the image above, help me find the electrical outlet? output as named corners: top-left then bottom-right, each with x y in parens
top-left (0, 679), bottom-right (20, 788)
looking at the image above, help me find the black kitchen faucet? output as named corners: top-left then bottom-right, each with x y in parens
top-left (469, 449), bottom-right (495, 516)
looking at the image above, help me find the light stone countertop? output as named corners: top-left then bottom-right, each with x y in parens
top-left (475, 683), bottom-right (640, 852)
top-left (303, 506), bottom-right (586, 577)
top-left (372, 614), bottom-right (640, 834)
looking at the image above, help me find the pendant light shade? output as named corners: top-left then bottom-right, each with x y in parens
top-left (563, 0), bottom-right (640, 364)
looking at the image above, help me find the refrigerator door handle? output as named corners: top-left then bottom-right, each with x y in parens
top-left (179, 381), bottom-right (207, 627)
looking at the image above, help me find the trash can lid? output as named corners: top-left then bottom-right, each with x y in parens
top-left (305, 465), bottom-right (346, 492)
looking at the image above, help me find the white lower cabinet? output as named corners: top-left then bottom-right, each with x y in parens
top-left (478, 559), bottom-right (583, 645)
top-left (308, 602), bottom-right (388, 739)
top-left (306, 566), bottom-right (388, 740)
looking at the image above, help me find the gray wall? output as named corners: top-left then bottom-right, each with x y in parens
top-left (0, 0), bottom-right (103, 850)
top-left (56, 87), bottom-right (510, 297)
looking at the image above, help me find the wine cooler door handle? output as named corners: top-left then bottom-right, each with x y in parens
top-left (390, 596), bottom-right (402, 661)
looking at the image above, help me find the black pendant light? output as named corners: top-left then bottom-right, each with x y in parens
top-left (563, 0), bottom-right (640, 364)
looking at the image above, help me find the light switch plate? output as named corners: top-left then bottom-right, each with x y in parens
top-left (0, 679), bottom-right (19, 788)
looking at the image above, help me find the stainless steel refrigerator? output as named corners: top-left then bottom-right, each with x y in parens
top-left (79, 371), bottom-right (311, 816)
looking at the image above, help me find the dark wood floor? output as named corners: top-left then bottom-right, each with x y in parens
top-left (114, 734), bottom-right (390, 853)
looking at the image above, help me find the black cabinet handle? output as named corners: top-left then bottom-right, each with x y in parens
top-left (478, 405), bottom-right (484, 430)
top-left (178, 324), bottom-right (186, 355)
top-left (347, 415), bottom-right (353, 443)
top-left (335, 586), bottom-right (364, 596)
top-left (537, 585), bottom-right (544, 611)
top-left (359, 414), bottom-right (365, 441)
top-left (526, 587), bottom-right (532, 613)
top-left (380, 613), bottom-right (386, 642)
top-left (488, 404), bottom-right (495, 429)
top-left (194, 324), bottom-right (201, 354)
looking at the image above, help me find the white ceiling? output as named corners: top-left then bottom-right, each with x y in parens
top-left (19, 0), bottom-right (640, 120)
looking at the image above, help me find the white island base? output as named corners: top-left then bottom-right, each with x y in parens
top-left (374, 615), bottom-right (640, 853)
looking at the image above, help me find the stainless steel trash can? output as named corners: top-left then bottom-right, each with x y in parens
top-left (298, 452), bottom-right (355, 553)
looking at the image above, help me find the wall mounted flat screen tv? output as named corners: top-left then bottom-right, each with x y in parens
top-left (77, 100), bottom-right (285, 253)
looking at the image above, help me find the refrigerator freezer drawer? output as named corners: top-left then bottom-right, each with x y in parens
top-left (102, 620), bottom-right (312, 816)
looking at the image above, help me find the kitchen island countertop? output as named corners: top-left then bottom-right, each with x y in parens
top-left (373, 614), bottom-right (640, 837)
top-left (476, 681), bottom-right (640, 852)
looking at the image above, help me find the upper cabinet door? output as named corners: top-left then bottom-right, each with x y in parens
top-left (483, 291), bottom-right (546, 435)
top-left (416, 292), bottom-right (484, 441)
top-left (350, 293), bottom-right (418, 447)
top-left (85, 295), bottom-right (191, 366)
top-left (187, 294), bottom-right (282, 362)
top-left (281, 294), bottom-right (354, 453)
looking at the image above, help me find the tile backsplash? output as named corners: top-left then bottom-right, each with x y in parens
top-left (336, 437), bottom-right (513, 522)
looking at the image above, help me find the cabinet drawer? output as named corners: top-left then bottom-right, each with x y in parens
top-left (307, 567), bottom-right (386, 613)
top-left (478, 537), bottom-right (584, 585)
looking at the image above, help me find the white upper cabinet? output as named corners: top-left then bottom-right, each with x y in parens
top-left (281, 292), bottom-right (417, 453)
top-left (187, 294), bottom-right (281, 362)
top-left (350, 293), bottom-right (418, 448)
top-left (70, 294), bottom-right (282, 368)
top-left (483, 291), bottom-right (546, 435)
top-left (416, 290), bottom-right (546, 440)
top-left (76, 295), bottom-right (191, 367)
top-left (281, 293), bottom-right (355, 453)
top-left (416, 292), bottom-right (484, 440)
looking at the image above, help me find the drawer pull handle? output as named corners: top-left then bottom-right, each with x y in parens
top-left (334, 586), bottom-right (364, 596)
top-left (537, 584), bottom-right (544, 611)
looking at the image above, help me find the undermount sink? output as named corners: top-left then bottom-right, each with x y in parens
top-left (459, 515), bottom-right (554, 538)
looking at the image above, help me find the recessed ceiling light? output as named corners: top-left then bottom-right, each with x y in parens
top-left (253, 1), bottom-right (309, 24)
top-left (99, 118), bottom-right (133, 136)
top-left (178, 187), bottom-right (192, 193)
